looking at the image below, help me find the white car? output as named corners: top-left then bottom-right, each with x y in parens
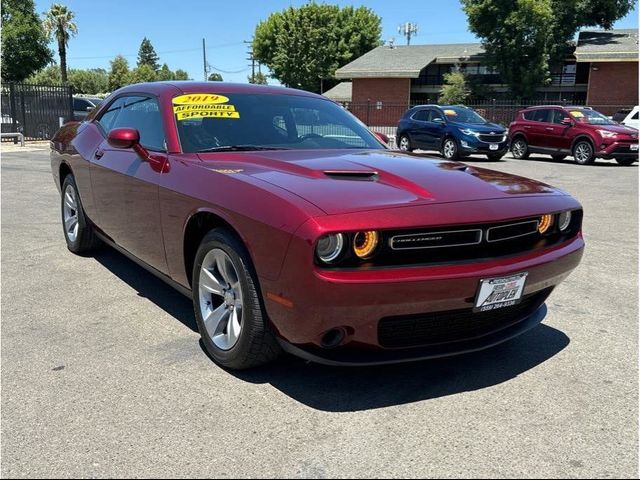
top-left (619, 106), bottom-right (639, 130)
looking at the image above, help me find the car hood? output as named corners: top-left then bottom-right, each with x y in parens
top-left (197, 149), bottom-right (562, 215)
top-left (594, 123), bottom-right (638, 135)
top-left (447, 121), bottom-right (506, 133)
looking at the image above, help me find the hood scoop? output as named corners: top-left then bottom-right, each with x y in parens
top-left (323, 170), bottom-right (379, 181)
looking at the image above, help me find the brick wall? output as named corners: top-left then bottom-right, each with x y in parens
top-left (350, 78), bottom-right (411, 126)
top-left (587, 62), bottom-right (638, 112)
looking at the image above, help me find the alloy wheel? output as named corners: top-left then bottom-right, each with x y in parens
top-left (512, 140), bottom-right (526, 158)
top-left (62, 184), bottom-right (79, 243)
top-left (443, 140), bottom-right (456, 159)
top-left (399, 136), bottom-right (410, 151)
top-left (574, 143), bottom-right (592, 164)
top-left (198, 248), bottom-right (244, 350)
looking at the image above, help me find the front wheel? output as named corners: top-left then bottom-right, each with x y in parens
top-left (511, 138), bottom-right (529, 159)
top-left (61, 174), bottom-right (101, 254)
top-left (615, 157), bottom-right (636, 166)
top-left (193, 228), bottom-right (281, 369)
top-left (442, 138), bottom-right (460, 160)
top-left (398, 134), bottom-right (412, 152)
top-left (573, 140), bottom-right (595, 165)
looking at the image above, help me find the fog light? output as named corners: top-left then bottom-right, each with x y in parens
top-left (538, 214), bottom-right (552, 233)
top-left (316, 233), bottom-right (344, 264)
top-left (558, 211), bottom-right (572, 231)
top-left (353, 231), bottom-right (379, 259)
top-left (461, 140), bottom-right (470, 148)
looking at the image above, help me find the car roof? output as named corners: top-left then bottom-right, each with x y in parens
top-left (113, 81), bottom-right (324, 100)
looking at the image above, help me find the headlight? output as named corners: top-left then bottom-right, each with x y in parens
top-left (316, 233), bottom-right (345, 264)
top-left (353, 231), bottom-right (379, 259)
top-left (558, 211), bottom-right (572, 231)
top-left (459, 128), bottom-right (479, 136)
top-left (538, 214), bottom-right (553, 234)
top-left (597, 129), bottom-right (617, 138)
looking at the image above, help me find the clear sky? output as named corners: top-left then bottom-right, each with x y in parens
top-left (34, 0), bottom-right (639, 84)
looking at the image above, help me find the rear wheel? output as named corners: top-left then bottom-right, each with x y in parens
top-left (573, 140), bottom-right (595, 165)
top-left (398, 134), bottom-right (412, 152)
top-left (511, 138), bottom-right (529, 159)
top-left (615, 157), bottom-right (636, 166)
top-left (193, 228), bottom-right (281, 369)
top-left (442, 138), bottom-right (459, 160)
top-left (61, 174), bottom-right (101, 254)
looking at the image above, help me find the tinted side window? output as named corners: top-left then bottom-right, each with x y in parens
top-left (110, 96), bottom-right (165, 151)
top-left (632, 111), bottom-right (639, 120)
top-left (522, 110), bottom-right (536, 121)
top-left (550, 109), bottom-right (565, 124)
top-left (430, 109), bottom-right (445, 122)
top-left (97, 97), bottom-right (125, 132)
top-left (532, 109), bottom-right (550, 122)
top-left (412, 109), bottom-right (429, 121)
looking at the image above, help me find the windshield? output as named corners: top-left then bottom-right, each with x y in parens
top-left (173, 92), bottom-right (384, 153)
top-left (442, 106), bottom-right (487, 124)
top-left (569, 109), bottom-right (615, 125)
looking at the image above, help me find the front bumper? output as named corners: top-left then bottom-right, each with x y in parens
top-left (459, 137), bottom-right (509, 154)
top-left (597, 141), bottom-right (639, 159)
top-left (262, 225), bottom-right (584, 365)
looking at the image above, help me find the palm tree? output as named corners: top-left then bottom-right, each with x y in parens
top-left (42, 4), bottom-right (77, 84)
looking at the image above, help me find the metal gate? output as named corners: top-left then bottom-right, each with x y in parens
top-left (1, 83), bottom-right (74, 140)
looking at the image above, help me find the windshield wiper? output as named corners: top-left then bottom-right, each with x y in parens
top-left (197, 145), bottom-right (291, 153)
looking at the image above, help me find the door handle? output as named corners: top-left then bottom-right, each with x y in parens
top-left (94, 149), bottom-right (104, 159)
top-left (545, 127), bottom-right (554, 131)
top-left (524, 125), bottom-right (531, 129)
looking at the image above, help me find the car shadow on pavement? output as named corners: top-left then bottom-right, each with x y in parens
top-left (231, 323), bottom-right (569, 412)
top-left (93, 248), bottom-right (198, 333)
top-left (92, 247), bottom-right (569, 413)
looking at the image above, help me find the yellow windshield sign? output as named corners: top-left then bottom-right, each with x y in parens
top-left (172, 93), bottom-right (239, 120)
top-left (172, 94), bottom-right (229, 105)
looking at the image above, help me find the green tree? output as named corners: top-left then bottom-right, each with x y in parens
top-left (42, 3), bottom-right (77, 84)
top-left (249, 71), bottom-right (268, 84)
top-left (137, 37), bottom-right (159, 71)
top-left (157, 63), bottom-right (174, 80)
top-left (208, 72), bottom-right (223, 81)
top-left (68, 68), bottom-right (108, 94)
top-left (173, 69), bottom-right (189, 80)
top-left (438, 70), bottom-right (471, 104)
top-left (25, 64), bottom-right (60, 84)
top-left (108, 54), bottom-right (131, 91)
top-left (130, 63), bottom-right (156, 84)
top-left (253, 4), bottom-right (381, 92)
top-left (462, 0), bottom-right (636, 98)
top-left (1, 0), bottom-right (52, 82)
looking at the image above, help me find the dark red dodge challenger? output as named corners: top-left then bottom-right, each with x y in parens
top-left (51, 82), bottom-right (585, 369)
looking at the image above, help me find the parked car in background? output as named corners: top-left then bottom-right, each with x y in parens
top-left (509, 106), bottom-right (639, 166)
top-left (396, 105), bottom-right (509, 160)
top-left (619, 106), bottom-right (639, 130)
top-left (73, 96), bottom-right (103, 121)
top-left (51, 82), bottom-right (584, 369)
top-left (612, 108), bottom-right (632, 123)
top-left (1, 113), bottom-right (21, 134)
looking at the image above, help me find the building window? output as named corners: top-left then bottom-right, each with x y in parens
top-left (376, 101), bottom-right (383, 110)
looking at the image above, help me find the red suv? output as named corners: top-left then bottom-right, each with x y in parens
top-left (508, 106), bottom-right (639, 166)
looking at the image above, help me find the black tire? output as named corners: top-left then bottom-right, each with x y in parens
top-left (487, 153), bottom-right (504, 161)
top-left (442, 137), bottom-right (460, 160)
top-left (60, 174), bottom-right (101, 254)
top-left (192, 228), bottom-right (281, 370)
top-left (615, 157), bottom-right (636, 166)
top-left (551, 155), bottom-right (566, 161)
top-left (398, 134), bottom-right (413, 152)
top-left (511, 137), bottom-right (529, 159)
top-left (572, 140), bottom-right (595, 165)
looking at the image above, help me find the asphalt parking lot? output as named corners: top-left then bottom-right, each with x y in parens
top-left (1, 146), bottom-right (637, 478)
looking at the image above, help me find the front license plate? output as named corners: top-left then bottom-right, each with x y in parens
top-left (489, 143), bottom-right (499, 150)
top-left (630, 144), bottom-right (638, 151)
top-left (474, 272), bottom-right (528, 312)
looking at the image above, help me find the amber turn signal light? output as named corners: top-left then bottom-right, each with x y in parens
top-left (353, 231), bottom-right (379, 259)
top-left (538, 214), bottom-right (553, 234)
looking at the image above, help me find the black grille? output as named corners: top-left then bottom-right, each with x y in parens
top-left (479, 133), bottom-right (505, 143)
top-left (486, 220), bottom-right (539, 242)
top-left (391, 229), bottom-right (481, 250)
top-left (378, 288), bottom-right (551, 348)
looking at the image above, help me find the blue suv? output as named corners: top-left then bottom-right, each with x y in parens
top-left (396, 105), bottom-right (509, 160)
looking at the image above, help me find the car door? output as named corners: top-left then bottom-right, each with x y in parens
top-left (90, 95), bottom-right (169, 273)
top-left (426, 108), bottom-right (447, 149)
top-left (546, 108), bottom-right (573, 151)
top-left (408, 108), bottom-right (430, 148)
top-left (525, 109), bottom-right (551, 148)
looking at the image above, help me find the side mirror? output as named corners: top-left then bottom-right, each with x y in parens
top-left (373, 131), bottom-right (389, 144)
top-left (561, 117), bottom-right (573, 126)
top-left (86, 106), bottom-right (94, 112)
top-left (108, 127), bottom-right (140, 149)
top-left (433, 117), bottom-right (445, 124)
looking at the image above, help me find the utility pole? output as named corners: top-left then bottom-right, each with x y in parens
top-left (244, 39), bottom-right (255, 83)
top-left (398, 22), bottom-right (418, 45)
top-left (202, 38), bottom-right (208, 81)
